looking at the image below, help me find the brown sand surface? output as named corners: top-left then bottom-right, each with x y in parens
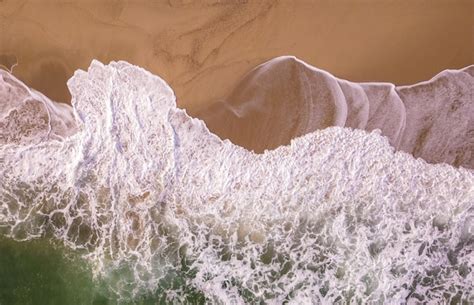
top-left (1, 0), bottom-right (472, 113)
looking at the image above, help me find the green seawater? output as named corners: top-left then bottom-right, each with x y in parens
top-left (0, 237), bottom-right (109, 305)
top-left (0, 237), bottom-right (206, 305)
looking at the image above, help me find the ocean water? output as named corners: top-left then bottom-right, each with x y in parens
top-left (0, 61), bottom-right (473, 304)
top-left (0, 237), bottom-right (106, 305)
top-left (0, 237), bottom-right (208, 304)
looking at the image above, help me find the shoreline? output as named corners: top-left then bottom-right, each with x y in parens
top-left (1, 0), bottom-right (472, 111)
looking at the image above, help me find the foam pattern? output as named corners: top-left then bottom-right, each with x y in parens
top-left (0, 61), bottom-right (473, 303)
top-left (0, 70), bottom-right (77, 145)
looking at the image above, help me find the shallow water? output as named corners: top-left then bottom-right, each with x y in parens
top-left (0, 237), bottom-right (106, 305)
top-left (0, 238), bottom-right (209, 304)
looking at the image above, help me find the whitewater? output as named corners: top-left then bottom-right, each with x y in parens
top-left (0, 60), bottom-right (473, 303)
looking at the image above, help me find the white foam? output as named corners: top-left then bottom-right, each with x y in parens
top-left (0, 61), bottom-right (473, 303)
top-left (0, 70), bottom-right (77, 145)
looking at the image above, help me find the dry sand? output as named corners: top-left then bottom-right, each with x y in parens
top-left (1, 0), bottom-right (473, 113)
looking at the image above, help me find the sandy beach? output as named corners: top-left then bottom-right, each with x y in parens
top-left (1, 0), bottom-right (472, 113)
top-left (1, 3), bottom-right (474, 302)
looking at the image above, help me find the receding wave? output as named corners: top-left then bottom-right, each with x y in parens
top-left (0, 60), bottom-right (473, 303)
top-left (197, 56), bottom-right (473, 169)
top-left (0, 69), bottom-right (77, 145)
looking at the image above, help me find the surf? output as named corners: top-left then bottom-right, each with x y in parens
top-left (0, 60), bottom-right (473, 303)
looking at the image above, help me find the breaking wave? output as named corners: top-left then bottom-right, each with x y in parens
top-left (0, 60), bottom-right (473, 303)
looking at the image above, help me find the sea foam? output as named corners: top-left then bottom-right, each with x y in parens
top-left (0, 70), bottom-right (77, 145)
top-left (0, 61), bottom-right (473, 303)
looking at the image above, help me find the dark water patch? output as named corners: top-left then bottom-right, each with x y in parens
top-left (0, 237), bottom-right (107, 305)
top-left (0, 237), bottom-right (207, 304)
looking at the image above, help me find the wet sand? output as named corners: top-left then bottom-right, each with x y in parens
top-left (197, 56), bottom-right (473, 168)
top-left (1, 0), bottom-right (472, 113)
